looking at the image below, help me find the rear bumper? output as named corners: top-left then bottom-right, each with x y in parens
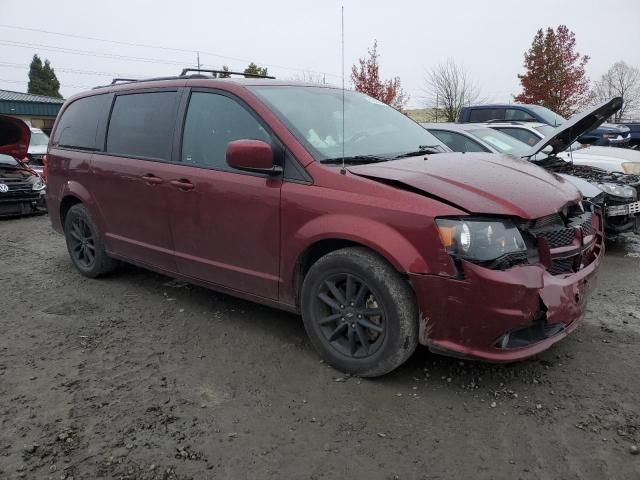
top-left (409, 240), bottom-right (603, 362)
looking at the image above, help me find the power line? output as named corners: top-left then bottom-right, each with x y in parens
top-left (0, 61), bottom-right (138, 78)
top-left (0, 39), bottom-right (191, 66)
top-left (0, 24), bottom-right (341, 78)
top-left (0, 78), bottom-right (93, 89)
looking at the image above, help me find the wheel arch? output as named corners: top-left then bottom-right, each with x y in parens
top-left (288, 216), bottom-right (429, 308)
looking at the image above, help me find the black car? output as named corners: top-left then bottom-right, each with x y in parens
top-left (458, 103), bottom-right (631, 147)
top-left (0, 116), bottom-right (47, 217)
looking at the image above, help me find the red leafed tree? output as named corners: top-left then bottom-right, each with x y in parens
top-left (351, 40), bottom-right (408, 111)
top-left (515, 25), bottom-right (590, 118)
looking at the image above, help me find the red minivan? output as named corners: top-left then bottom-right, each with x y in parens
top-left (43, 73), bottom-right (603, 376)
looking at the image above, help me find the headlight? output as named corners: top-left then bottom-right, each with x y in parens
top-left (31, 177), bottom-right (46, 191)
top-left (435, 218), bottom-right (527, 262)
top-left (622, 162), bottom-right (640, 175)
top-left (596, 182), bottom-right (636, 199)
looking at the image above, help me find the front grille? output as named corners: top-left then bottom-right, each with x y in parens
top-left (525, 208), bottom-right (598, 276)
top-left (533, 211), bottom-right (593, 248)
top-left (549, 257), bottom-right (576, 275)
top-left (537, 228), bottom-right (575, 248)
top-left (0, 178), bottom-right (37, 202)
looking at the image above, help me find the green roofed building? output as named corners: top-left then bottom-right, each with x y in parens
top-left (0, 89), bottom-right (64, 135)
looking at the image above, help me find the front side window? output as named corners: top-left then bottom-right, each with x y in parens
top-left (181, 92), bottom-right (271, 170)
top-left (529, 105), bottom-right (566, 126)
top-left (248, 86), bottom-right (446, 161)
top-left (53, 94), bottom-right (110, 150)
top-left (505, 109), bottom-right (536, 121)
top-left (107, 92), bottom-right (180, 160)
top-left (468, 108), bottom-right (505, 123)
top-left (429, 130), bottom-right (488, 153)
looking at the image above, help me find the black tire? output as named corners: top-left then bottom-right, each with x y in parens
top-left (300, 247), bottom-right (418, 377)
top-left (64, 204), bottom-right (117, 278)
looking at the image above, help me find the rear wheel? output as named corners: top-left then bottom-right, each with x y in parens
top-left (64, 204), bottom-right (117, 278)
top-left (301, 247), bottom-right (418, 377)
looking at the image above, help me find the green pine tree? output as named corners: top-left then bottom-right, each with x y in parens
top-left (27, 54), bottom-right (62, 98)
top-left (243, 62), bottom-right (268, 77)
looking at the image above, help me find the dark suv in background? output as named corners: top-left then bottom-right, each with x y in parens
top-left (36, 71), bottom-right (603, 376)
top-left (458, 103), bottom-right (631, 147)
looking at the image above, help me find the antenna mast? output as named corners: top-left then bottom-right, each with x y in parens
top-left (340, 5), bottom-right (346, 174)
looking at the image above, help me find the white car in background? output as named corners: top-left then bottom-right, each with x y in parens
top-left (26, 127), bottom-right (49, 176)
top-left (485, 121), bottom-right (640, 174)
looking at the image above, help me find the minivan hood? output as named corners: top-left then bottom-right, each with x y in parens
top-left (348, 153), bottom-right (580, 219)
top-left (0, 115), bottom-right (30, 159)
top-left (525, 97), bottom-right (623, 157)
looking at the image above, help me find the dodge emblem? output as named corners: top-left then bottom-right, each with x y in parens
top-left (0, 183), bottom-right (9, 193)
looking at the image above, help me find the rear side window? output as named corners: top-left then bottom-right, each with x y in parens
top-left (468, 108), bottom-right (505, 122)
top-left (53, 94), bottom-right (110, 150)
top-left (107, 92), bottom-right (179, 160)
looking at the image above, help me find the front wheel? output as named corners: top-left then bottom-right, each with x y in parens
top-left (300, 247), bottom-right (418, 377)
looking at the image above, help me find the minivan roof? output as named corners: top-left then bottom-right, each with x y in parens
top-left (66, 77), bottom-right (336, 103)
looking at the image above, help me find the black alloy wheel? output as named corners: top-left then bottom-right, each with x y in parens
top-left (63, 203), bottom-right (118, 278)
top-left (67, 217), bottom-right (96, 269)
top-left (314, 273), bottom-right (386, 358)
top-left (300, 247), bottom-right (418, 377)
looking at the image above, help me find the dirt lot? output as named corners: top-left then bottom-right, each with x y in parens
top-left (0, 215), bottom-right (639, 480)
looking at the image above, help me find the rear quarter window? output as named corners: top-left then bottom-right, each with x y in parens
top-left (106, 91), bottom-right (180, 161)
top-left (53, 94), bottom-right (111, 150)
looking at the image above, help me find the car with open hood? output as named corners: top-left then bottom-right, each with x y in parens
top-left (423, 98), bottom-right (640, 235)
top-left (483, 121), bottom-right (640, 175)
top-left (46, 71), bottom-right (604, 376)
top-left (0, 115), bottom-right (47, 216)
top-left (457, 103), bottom-right (631, 147)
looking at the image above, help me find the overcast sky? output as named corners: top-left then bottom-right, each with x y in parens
top-left (1, 0), bottom-right (639, 108)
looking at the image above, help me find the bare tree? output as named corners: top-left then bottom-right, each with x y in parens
top-left (288, 71), bottom-right (327, 85)
top-left (591, 61), bottom-right (640, 122)
top-left (423, 59), bottom-right (483, 122)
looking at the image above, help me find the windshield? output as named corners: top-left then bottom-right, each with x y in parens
top-left (30, 131), bottom-right (50, 147)
top-left (529, 105), bottom-right (566, 127)
top-left (248, 86), bottom-right (447, 161)
top-left (0, 154), bottom-right (19, 166)
top-left (467, 128), bottom-right (531, 157)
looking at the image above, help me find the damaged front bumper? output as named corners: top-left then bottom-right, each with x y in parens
top-left (409, 234), bottom-right (604, 362)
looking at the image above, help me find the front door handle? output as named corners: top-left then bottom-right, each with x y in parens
top-left (169, 179), bottom-right (195, 191)
top-left (141, 174), bottom-right (163, 185)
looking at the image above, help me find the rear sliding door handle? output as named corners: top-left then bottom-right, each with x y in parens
top-left (169, 179), bottom-right (195, 191)
top-left (141, 174), bottom-right (164, 185)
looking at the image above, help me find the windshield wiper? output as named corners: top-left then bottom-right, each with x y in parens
top-left (394, 145), bottom-right (443, 158)
top-left (320, 155), bottom-right (391, 165)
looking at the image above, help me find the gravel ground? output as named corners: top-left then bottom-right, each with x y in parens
top-left (1, 215), bottom-right (639, 480)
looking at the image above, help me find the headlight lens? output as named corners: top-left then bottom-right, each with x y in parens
top-left (622, 162), bottom-right (640, 175)
top-left (596, 182), bottom-right (636, 199)
top-left (31, 176), bottom-right (46, 191)
top-left (435, 218), bottom-right (527, 262)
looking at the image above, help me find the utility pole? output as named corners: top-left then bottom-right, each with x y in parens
top-left (196, 51), bottom-right (201, 71)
